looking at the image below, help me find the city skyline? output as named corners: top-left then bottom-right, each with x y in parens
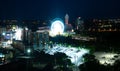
top-left (0, 0), bottom-right (120, 20)
top-left (0, 1), bottom-right (120, 70)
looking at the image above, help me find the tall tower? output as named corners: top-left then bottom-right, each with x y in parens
top-left (65, 14), bottom-right (69, 24)
top-left (76, 17), bottom-right (84, 31)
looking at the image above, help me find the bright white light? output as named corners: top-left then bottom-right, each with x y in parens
top-left (2, 32), bottom-right (5, 36)
top-left (94, 52), bottom-right (120, 66)
top-left (15, 28), bottom-right (22, 40)
top-left (7, 40), bottom-right (12, 44)
top-left (25, 27), bottom-right (28, 30)
top-left (0, 53), bottom-right (5, 57)
top-left (50, 20), bottom-right (64, 36)
top-left (27, 49), bottom-right (31, 53)
top-left (44, 45), bottom-right (89, 66)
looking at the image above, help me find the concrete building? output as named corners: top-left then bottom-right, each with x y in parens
top-left (65, 14), bottom-right (69, 25)
top-left (33, 29), bottom-right (49, 50)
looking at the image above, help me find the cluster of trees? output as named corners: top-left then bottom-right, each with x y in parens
top-left (32, 50), bottom-right (73, 71)
top-left (79, 54), bottom-right (120, 71)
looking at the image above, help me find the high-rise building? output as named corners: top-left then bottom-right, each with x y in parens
top-left (76, 17), bottom-right (84, 31)
top-left (65, 14), bottom-right (69, 25)
top-left (64, 14), bottom-right (73, 31)
top-left (40, 31), bottom-right (49, 49)
top-left (33, 30), bottom-right (49, 50)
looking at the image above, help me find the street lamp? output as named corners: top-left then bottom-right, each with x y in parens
top-left (27, 49), bottom-right (31, 54)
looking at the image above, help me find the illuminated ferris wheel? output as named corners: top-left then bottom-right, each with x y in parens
top-left (50, 20), bottom-right (64, 36)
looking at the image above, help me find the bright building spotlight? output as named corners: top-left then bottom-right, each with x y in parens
top-left (15, 28), bottom-right (22, 40)
top-left (50, 20), bottom-right (64, 36)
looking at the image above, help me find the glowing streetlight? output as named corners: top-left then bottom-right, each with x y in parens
top-left (27, 49), bottom-right (31, 53)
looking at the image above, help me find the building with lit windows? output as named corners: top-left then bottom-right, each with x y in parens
top-left (33, 29), bottom-right (49, 50)
top-left (64, 14), bottom-right (73, 31)
top-left (0, 20), bottom-right (18, 36)
top-left (87, 19), bottom-right (120, 32)
top-left (76, 17), bottom-right (84, 31)
top-left (22, 20), bottom-right (39, 31)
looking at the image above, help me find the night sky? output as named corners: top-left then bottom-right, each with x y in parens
top-left (0, 0), bottom-right (120, 20)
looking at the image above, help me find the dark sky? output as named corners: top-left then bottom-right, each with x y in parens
top-left (0, 0), bottom-right (120, 20)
